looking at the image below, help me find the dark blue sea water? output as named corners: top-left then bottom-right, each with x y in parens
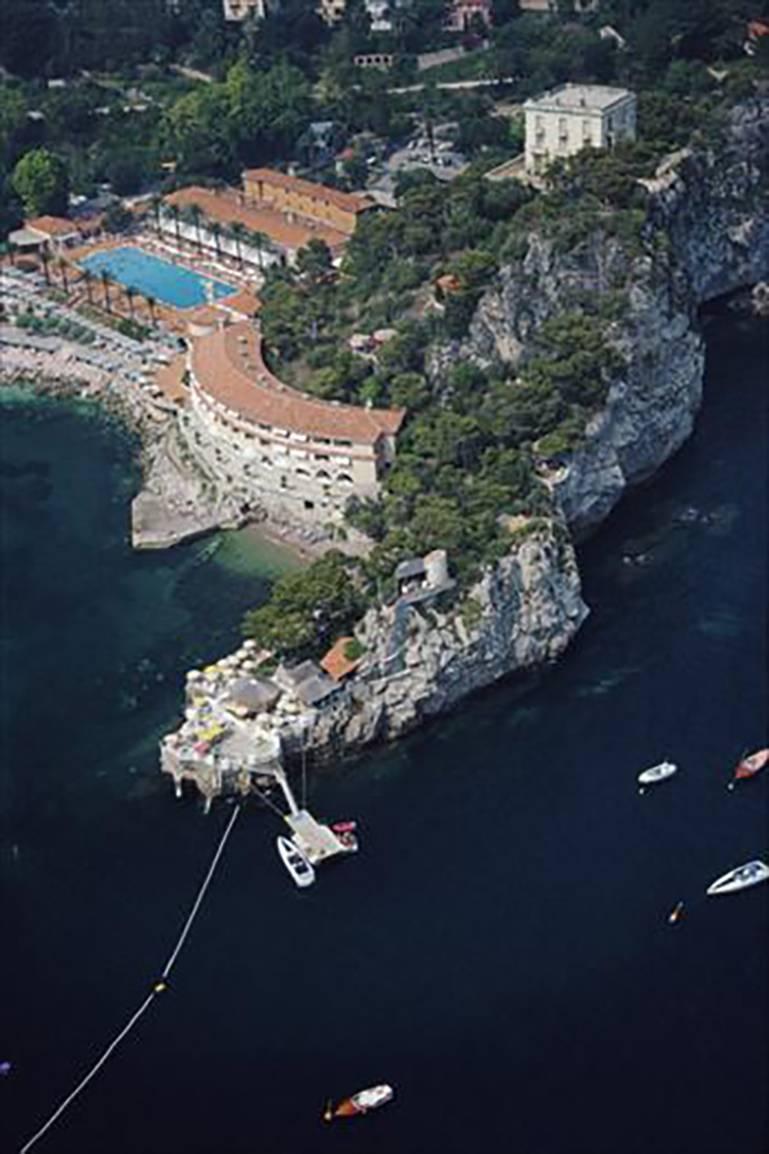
top-left (1, 308), bottom-right (767, 1154)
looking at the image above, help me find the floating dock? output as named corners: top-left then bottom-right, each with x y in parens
top-left (284, 809), bottom-right (352, 865)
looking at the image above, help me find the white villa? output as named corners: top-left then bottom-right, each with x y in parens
top-left (317, 0), bottom-right (397, 29)
top-left (523, 83), bottom-right (637, 174)
top-left (222, 0), bottom-right (267, 21)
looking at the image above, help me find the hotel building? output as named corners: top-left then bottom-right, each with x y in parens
top-left (186, 320), bottom-right (404, 523)
top-left (162, 169), bottom-right (374, 271)
top-left (241, 168), bottom-right (371, 238)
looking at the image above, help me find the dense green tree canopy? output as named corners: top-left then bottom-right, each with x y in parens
top-left (163, 86), bottom-right (236, 178)
top-left (11, 148), bottom-right (69, 217)
top-left (242, 552), bottom-right (363, 659)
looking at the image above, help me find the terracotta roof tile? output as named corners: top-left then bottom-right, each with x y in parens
top-left (185, 305), bottom-right (223, 328)
top-left (320, 638), bottom-right (361, 681)
top-left (191, 322), bottom-right (405, 445)
top-left (26, 215), bottom-right (81, 237)
top-left (222, 288), bottom-right (261, 317)
top-left (154, 355), bottom-right (189, 404)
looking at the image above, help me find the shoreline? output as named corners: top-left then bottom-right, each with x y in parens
top-left (239, 517), bottom-right (330, 565)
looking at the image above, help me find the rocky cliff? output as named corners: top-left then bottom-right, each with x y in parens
top-left (164, 100), bottom-right (769, 777)
top-left (309, 98), bottom-right (769, 751)
top-left (291, 520), bottom-right (587, 755)
top-left (467, 98), bottom-right (769, 535)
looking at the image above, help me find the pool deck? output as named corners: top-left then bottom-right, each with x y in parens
top-left (61, 233), bottom-right (262, 335)
top-left (79, 245), bottom-right (234, 308)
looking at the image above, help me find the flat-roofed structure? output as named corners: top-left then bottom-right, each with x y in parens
top-left (524, 83), bottom-right (636, 174)
top-left (187, 320), bottom-right (405, 523)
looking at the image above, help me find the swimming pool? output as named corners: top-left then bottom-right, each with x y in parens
top-left (79, 247), bottom-right (234, 310)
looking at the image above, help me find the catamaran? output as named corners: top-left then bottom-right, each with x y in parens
top-left (638, 760), bottom-right (678, 787)
top-left (706, 859), bottom-right (769, 895)
top-left (276, 836), bottom-right (315, 888)
top-left (324, 1084), bottom-right (394, 1120)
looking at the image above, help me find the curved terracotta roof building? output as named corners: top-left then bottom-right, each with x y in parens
top-left (187, 321), bottom-right (405, 522)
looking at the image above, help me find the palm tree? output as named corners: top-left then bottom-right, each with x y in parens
top-left (81, 268), bottom-right (95, 306)
top-left (210, 221), bottom-right (223, 262)
top-left (58, 257), bottom-right (70, 296)
top-left (189, 203), bottom-right (204, 254)
top-left (100, 270), bottom-right (112, 313)
top-left (149, 193), bottom-right (164, 237)
top-left (7, 241), bottom-right (16, 268)
top-left (248, 229), bottom-right (269, 272)
top-left (170, 203), bottom-right (182, 251)
top-left (229, 221), bottom-right (247, 270)
top-left (145, 295), bottom-right (157, 326)
top-left (125, 284), bottom-right (136, 321)
top-left (40, 246), bottom-right (51, 285)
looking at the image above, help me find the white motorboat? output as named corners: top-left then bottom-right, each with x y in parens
top-left (637, 760), bottom-right (678, 787)
top-left (325, 1084), bottom-right (395, 1119)
top-left (706, 859), bottom-right (769, 896)
top-left (276, 835), bottom-right (315, 888)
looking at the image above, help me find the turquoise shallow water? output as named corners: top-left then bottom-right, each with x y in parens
top-left (1, 308), bottom-right (767, 1154)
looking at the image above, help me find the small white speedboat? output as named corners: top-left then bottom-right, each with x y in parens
top-left (325, 1083), bottom-right (395, 1120)
top-left (349, 1084), bottom-right (394, 1112)
top-left (638, 760), bottom-right (678, 786)
top-left (706, 859), bottom-right (769, 896)
top-left (276, 836), bottom-right (315, 888)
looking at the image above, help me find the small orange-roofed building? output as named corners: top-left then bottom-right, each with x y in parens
top-left (435, 273), bottom-right (462, 297)
top-left (320, 638), bottom-right (362, 682)
top-left (746, 18), bottom-right (769, 53)
top-left (19, 215), bottom-right (82, 252)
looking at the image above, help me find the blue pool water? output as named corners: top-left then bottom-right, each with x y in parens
top-left (79, 247), bottom-right (234, 310)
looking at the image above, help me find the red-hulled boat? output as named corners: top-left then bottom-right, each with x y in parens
top-left (730, 748), bottom-right (769, 785)
top-left (324, 1084), bottom-right (394, 1121)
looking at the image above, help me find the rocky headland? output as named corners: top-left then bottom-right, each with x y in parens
top-left (467, 97), bottom-right (769, 536)
top-left (160, 97), bottom-right (768, 788)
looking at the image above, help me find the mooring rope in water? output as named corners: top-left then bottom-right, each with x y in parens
top-left (160, 802), bottom-right (241, 979)
top-left (19, 803), bottom-right (242, 1154)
